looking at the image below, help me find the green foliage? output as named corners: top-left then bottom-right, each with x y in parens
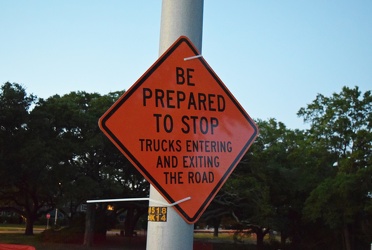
top-left (298, 86), bottom-right (371, 166)
top-left (203, 86), bottom-right (371, 249)
top-left (0, 82), bottom-right (46, 235)
top-left (304, 173), bottom-right (360, 228)
top-left (299, 86), bottom-right (372, 249)
top-left (1, 82), bottom-right (370, 249)
top-left (0, 83), bottom-right (148, 236)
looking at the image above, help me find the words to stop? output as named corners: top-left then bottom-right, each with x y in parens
top-left (142, 67), bottom-right (226, 135)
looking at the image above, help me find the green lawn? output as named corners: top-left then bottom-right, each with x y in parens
top-left (0, 224), bottom-right (45, 231)
top-left (0, 225), bottom-right (255, 250)
top-left (0, 233), bottom-right (145, 250)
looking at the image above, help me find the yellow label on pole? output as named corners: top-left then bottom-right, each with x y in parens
top-left (148, 207), bottom-right (167, 222)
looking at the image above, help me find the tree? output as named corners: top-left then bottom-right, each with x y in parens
top-left (214, 119), bottom-right (310, 249)
top-left (32, 91), bottom-right (149, 243)
top-left (0, 82), bottom-right (59, 235)
top-left (0, 84), bottom-right (149, 237)
top-left (299, 86), bottom-right (372, 250)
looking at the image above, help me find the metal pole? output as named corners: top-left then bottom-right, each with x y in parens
top-left (158, 0), bottom-right (203, 54)
top-left (54, 208), bottom-right (58, 226)
top-left (146, 0), bottom-right (203, 249)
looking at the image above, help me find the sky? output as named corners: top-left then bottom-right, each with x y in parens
top-left (1, 1), bottom-right (371, 130)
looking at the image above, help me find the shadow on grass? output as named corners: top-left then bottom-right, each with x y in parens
top-left (0, 233), bottom-right (145, 250)
top-left (0, 233), bottom-right (256, 250)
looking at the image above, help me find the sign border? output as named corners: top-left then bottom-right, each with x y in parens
top-left (99, 36), bottom-right (258, 223)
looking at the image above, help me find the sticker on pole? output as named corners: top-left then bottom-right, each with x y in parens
top-left (99, 36), bottom-right (258, 223)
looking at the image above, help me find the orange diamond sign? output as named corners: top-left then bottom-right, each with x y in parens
top-left (99, 36), bottom-right (258, 223)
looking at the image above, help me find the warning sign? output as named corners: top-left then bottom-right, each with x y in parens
top-left (99, 36), bottom-right (258, 223)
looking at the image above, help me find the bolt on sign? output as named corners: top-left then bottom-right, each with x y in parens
top-left (99, 36), bottom-right (259, 224)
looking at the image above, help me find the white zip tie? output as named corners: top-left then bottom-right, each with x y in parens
top-left (86, 196), bottom-right (191, 207)
top-left (184, 55), bottom-right (202, 61)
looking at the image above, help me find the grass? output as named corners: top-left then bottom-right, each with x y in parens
top-left (0, 224), bottom-right (45, 232)
top-left (0, 225), bottom-right (256, 250)
top-left (0, 233), bottom-right (40, 245)
top-left (0, 224), bottom-right (142, 250)
top-left (0, 233), bottom-right (146, 250)
top-left (194, 231), bottom-right (255, 243)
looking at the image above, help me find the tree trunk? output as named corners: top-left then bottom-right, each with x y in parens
top-left (212, 218), bottom-right (220, 237)
top-left (83, 204), bottom-right (96, 247)
top-left (252, 227), bottom-right (270, 250)
top-left (343, 224), bottom-right (352, 250)
top-left (256, 230), bottom-right (265, 250)
top-left (124, 207), bottom-right (134, 237)
top-left (213, 225), bottom-right (219, 237)
top-left (24, 216), bottom-right (34, 235)
top-left (280, 232), bottom-right (287, 248)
